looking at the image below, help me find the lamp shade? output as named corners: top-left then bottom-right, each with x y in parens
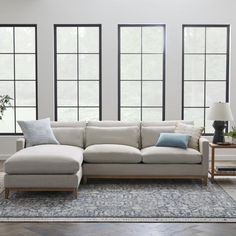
top-left (208, 102), bottom-right (234, 121)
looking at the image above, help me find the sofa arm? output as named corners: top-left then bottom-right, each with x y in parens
top-left (16, 138), bottom-right (26, 151)
top-left (199, 137), bottom-right (209, 172)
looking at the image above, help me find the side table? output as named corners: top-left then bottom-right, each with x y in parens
top-left (209, 143), bottom-right (236, 182)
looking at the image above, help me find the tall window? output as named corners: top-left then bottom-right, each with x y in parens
top-left (54, 25), bottom-right (101, 121)
top-left (118, 24), bottom-right (165, 121)
top-left (0, 25), bottom-right (37, 134)
top-left (182, 25), bottom-right (229, 134)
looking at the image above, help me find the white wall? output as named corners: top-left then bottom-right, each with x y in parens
top-left (0, 0), bottom-right (236, 157)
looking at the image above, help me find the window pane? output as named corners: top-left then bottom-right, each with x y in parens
top-left (57, 27), bottom-right (77, 53)
top-left (184, 108), bottom-right (204, 128)
top-left (79, 108), bottom-right (99, 121)
top-left (57, 54), bottom-right (77, 80)
top-left (0, 55), bottom-right (14, 80)
top-left (206, 55), bottom-right (226, 81)
top-left (120, 108), bottom-right (141, 121)
top-left (184, 27), bottom-right (205, 53)
top-left (206, 27), bottom-right (227, 53)
top-left (0, 27), bottom-right (13, 53)
top-left (15, 27), bottom-right (35, 53)
top-left (16, 108), bottom-right (36, 132)
top-left (142, 27), bottom-right (164, 53)
top-left (78, 27), bottom-right (99, 53)
top-left (184, 82), bottom-right (204, 107)
top-left (16, 81), bottom-right (36, 106)
top-left (15, 54), bottom-right (36, 80)
top-left (121, 54), bottom-right (141, 80)
top-left (142, 108), bottom-right (162, 121)
top-left (184, 55), bottom-right (204, 80)
top-left (0, 26), bottom-right (37, 134)
top-left (0, 109), bottom-right (14, 133)
top-left (142, 81), bottom-right (162, 106)
top-left (206, 81), bottom-right (226, 107)
top-left (57, 81), bottom-right (77, 106)
top-left (0, 81), bottom-right (14, 98)
top-left (79, 54), bottom-right (99, 80)
top-left (121, 81), bottom-right (141, 106)
top-left (120, 27), bottom-right (141, 53)
top-left (55, 25), bottom-right (101, 121)
top-left (57, 108), bottom-right (77, 121)
top-left (183, 26), bottom-right (229, 134)
top-left (142, 54), bottom-right (163, 80)
top-left (79, 81), bottom-right (99, 106)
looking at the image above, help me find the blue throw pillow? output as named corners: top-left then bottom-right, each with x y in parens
top-left (156, 133), bottom-right (191, 149)
top-left (17, 118), bottom-right (59, 147)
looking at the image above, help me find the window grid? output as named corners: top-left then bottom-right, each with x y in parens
top-left (54, 24), bottom-right (102, 121)
top-left (0, 25), bottom-right (38, 135)
top-left (182, 25), bottom-right (230, 135)
top-left (118, 24), bottom-right (166, 121)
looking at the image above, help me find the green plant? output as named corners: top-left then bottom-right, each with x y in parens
top-left (0, 95), bottom-right (13, 120)
top-left (225, 126), bottom-right (236, 138)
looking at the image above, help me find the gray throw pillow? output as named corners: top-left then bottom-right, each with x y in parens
top-left (17, 118), bottom-right (59, 147)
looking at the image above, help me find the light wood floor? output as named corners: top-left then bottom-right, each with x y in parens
top-left (1, 161), bottom-right (236, 235)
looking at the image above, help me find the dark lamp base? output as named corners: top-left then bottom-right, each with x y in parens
top-left (212, 121), bottom-right (227, 144)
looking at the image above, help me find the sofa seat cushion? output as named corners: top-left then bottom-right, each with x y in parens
top-left (141, 146), bottom-right (201, 164)
top-left (5, 145), bottom-right (83, 174)
top-left (83, 144), bottom-right (142, 163)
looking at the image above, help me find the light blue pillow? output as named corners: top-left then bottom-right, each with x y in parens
top-left (17, 118), bottom-right (59, 147)
top-left (156, 133), bottom-right (191, 149)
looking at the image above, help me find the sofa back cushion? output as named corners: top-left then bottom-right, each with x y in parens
top-left (50, 122), bottom-right (86, 148)
top-left (142, 120), bottom-right (194, 127)
top-left (85, 126), bottom-right (140, 148)
top-left (51, 121), bottom-right (86, 128)
top-left (141, 126), bottom-right (175, 148)
top-left (87, 120), bottom-right (140, 127)
top-left (52, 128), bottom-right (85, 148)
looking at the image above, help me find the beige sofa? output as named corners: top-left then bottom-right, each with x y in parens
top-left (4, 120), bottom-right (209, 199)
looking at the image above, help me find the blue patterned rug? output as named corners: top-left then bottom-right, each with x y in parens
top-left (0, 179), bottom-right (236, 222)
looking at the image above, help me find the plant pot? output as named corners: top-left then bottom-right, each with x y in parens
top-left (232, 138), bottom-right (236, 144)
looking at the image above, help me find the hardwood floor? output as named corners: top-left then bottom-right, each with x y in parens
top-left (0, 223), bottom-right (236, 236)
top-left (1, 161), bottom-right (236, 235)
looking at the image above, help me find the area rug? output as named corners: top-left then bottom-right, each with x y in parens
top-left (0, 179), bottom-right (236, 222)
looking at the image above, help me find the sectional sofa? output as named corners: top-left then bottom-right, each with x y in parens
top-left (4, 120), bottom-right (209, 199)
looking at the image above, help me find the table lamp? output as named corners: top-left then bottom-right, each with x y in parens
top-left (208, 102), bottom-right (234, 144)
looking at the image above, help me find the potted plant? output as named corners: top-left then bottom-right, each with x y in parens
top-left (226, 126), bottom-right (236, 144)
top-left (0, 95), bottom-right (13, 120)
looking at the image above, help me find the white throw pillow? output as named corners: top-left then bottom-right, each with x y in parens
top-left (175, 123), bottom-right (204, 150)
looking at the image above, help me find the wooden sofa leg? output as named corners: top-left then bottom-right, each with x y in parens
top-left (73, 188), bottom-right (78, 198)
top-left (202, 177), bottom-right (208, 186)
top-left (83, 176), bottom-right (87, 184)
top-left (4, 188), bottom-right (9, 199)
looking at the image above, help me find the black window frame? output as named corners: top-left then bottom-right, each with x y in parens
top-left (0, 24), bottom-right (38, 135)
top-left (54, 24), bottom-right (102, 121)
top-left (118, 24), bottom-right (166, 121)
top-left (182, 24), bottom-right (230, 135)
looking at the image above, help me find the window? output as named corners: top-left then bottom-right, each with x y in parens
top-left (118, 24), bottom-right (165, 121)
top-left (0, 25), bottom-right (37, 134)
top-left (182, 25), bottom-right (229, 134)
top-left (54, 25), bottom-right (101, 121)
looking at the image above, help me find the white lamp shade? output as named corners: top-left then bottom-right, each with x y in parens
top-left (208, 102), bottom-right (234, 121)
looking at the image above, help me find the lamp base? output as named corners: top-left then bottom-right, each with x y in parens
top-left (212, 121), bottom-right (227, 144)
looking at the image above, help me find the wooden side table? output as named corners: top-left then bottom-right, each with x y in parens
top-left (209, 143), bottom-right (236, 182)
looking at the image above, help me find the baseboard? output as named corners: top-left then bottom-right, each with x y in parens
top-left (0, 154), bottom-right (11, 161)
